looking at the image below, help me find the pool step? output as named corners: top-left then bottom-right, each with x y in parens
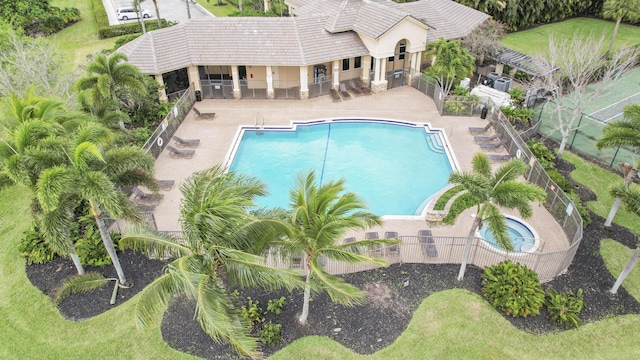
top-left (425, 134), bottom-right (445, 154)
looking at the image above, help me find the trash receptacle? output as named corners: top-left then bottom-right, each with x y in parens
top-left (481, 106), bottom-right (488, 119)
top-left (195, 90), bottom-right (202, 102)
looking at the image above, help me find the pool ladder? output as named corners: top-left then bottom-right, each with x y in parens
top-left (255, 116), bottom-right (264, 135)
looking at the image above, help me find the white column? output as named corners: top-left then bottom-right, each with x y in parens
top-left (332, 60), bottom-right (340, 90)
top-left (362, 55), bottom-right (371, 85)
top-left (371, 57), bottom-right (388, 94)
top-left (155, 74), bottom-right (168, 102)
top-left (374, 57), bottom-right (381, 82)
top-left (186, 65), bottom-right (201, 91)
top-left (266, 65), bottom-right (274, 99)
top-left (299, 66), bottom-right (309, 99)
top-left (231, 65), bottom-right (241, 99)
top-left (380, 57), bottom-right (387, 80)
top-left (414, 51), bottom-right (422, 71)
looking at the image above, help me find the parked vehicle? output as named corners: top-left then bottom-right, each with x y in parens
top-left (117, 7), bottom-right (151, 21)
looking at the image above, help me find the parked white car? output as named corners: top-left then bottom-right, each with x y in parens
top-left (117, 7), bottom-right (152, 21)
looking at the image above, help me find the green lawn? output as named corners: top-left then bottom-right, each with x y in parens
top-left (195, 0), bottom-right (238, 17)
top-left (563, 151), bottom-right (640, 234)
top-left (501, 17), bottom-right (640, 58)
top-left (601, 239), bottom-right (640, 302)
top-left (50, 0), bottom-right (117, 71)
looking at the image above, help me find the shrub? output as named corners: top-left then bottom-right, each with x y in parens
top-left (451, 85), bottom-right (469, 96)
top-left (547, 169), bottom-right (574, 194)
top-left (258, 321), bottom-right (282, 345)
top-left (241, 297), bottom-right (264, 325)
top-left (567, 192), bottom-right (591, 227)
top-left (98, 19), bottom-right (175, 39)
top-left (500, 106), bottom-right (534, 126)
top-left (527, 139), bottom-right (556, 170)
top-left (442, 192), bottom-right (480, 224)
top-left (546, 288), bottom-right (584, 329)
top-left (444, 100), bottom-right (468, 116)
top-left (481, 260), bottom-right (545, 317)
top-left (113, 34), bottom-right (142, 50)
top-left (267, 296), bottom-right (286, 315)
top-left (507, 88), bottom-right (525, 105)
top-left (18, 223), bottom-right (57, 264)
top-left (433, 186), bottom-right (464, 211)
top-left (75, 227), bottom-right (112, 266)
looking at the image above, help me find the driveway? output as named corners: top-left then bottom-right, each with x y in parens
top-left (104, 0), bottom-right (214, 26)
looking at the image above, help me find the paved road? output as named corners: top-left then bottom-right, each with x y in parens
top-left (104, 0), bottom-right (213, 26)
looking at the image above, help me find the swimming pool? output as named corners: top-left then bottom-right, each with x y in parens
top-left (227, 119), bottom-right (457, 216)
top-left (478, 215), bottom-right (539, 253)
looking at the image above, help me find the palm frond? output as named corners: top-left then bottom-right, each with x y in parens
top-left (492, 181), bottom-right (546, 219)
top-left (482, 204), bottom-right (512, 251)
top-left (134, 272), bottom-right (183, 330)
top-left (321, 245), bottom-right (390, 265)
top-left (471, 151), bottom-right (492, 178)
top-left (120, 226), bottom-right (192, 259)
top-left (309, 261), bottom-right (366, 306)
top-left (217, 247), bottom-right (303, 291)
top-left (54, 272), bottom-right (111, 304)
top-left (36, 165), bottom-right (76, 211)
top-left (40, 205), bottom-right (75, 255)
top-left (491, 158), bottom-right (528, 186)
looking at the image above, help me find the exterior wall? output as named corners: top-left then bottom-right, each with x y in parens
top-left (246, 66), bottom-right (267, 89)
top-left (273, 66), bottom-right (301, 87)
top-left (359, 18), bottom-right (428, 58)
top-left (203, 65), bottom-right (231, 76)
top-left (155, 74), bottom-right (168, 102)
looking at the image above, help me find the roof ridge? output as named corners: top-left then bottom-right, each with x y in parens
top-left (292, 17), bottom-right (307, 64)
top-left (147, 32), bottom-right (158, 74)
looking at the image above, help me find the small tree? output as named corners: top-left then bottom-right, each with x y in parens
top-left (460, 19), bottom-right (507, 66)
top-left (425, 38), bottom-right (475, 96)
top-left (596, 104), bottom-right (640, 226)
top-left (601, 0), bottom-right (640, 57)
top-left (609, 185), bottom-right (640, 294)
top-left (532, 32), bottom-right (636, 160)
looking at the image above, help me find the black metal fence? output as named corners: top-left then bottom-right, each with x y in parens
top-left (142, 85), bottom-right (196, 159)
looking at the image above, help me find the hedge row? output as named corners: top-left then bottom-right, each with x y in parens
top-left (90, 0), bottom-right (174, 39)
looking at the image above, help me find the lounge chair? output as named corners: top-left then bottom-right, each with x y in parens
top-left (418, 230), bottom-right (438, 257)
top-left (193, 107), bottom-right (215, 120)
top-left (384, 231), bottom-right (400, 255)
top-left (173, 136), bottom-right (200, 148)
top-left (365, 232), bottom-right (382, 256)
top-left (353, 78), bottom-right (372, 95)
top-left (474, 133), bottom-right (501, 144)
top-left (347, 81), bottom-right (363, 96)
top-left (480, 138), bottom-right (507, 151)
top-left (469, 122), bottom-right (493, 135)
top-left (339, 83), bottom-right (352, 100)
top-left (132, 186), bottom-right (164, 205)
top-left (166, 145), bottom-right (195, 159)
top-left (155, 179), bottom-right (175, 191)
top-left (489, 154), bottom-right (512, 162)
top-left (136, 203), bottom-right (156, 212)
top-left (330, 88), bottom-right (342, 102)
top-left (343, 237), bottom-right (356, 243)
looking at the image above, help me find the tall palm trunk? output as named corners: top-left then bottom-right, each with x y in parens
top-left (152, 0), bottom-right (162, 27)
top-left (457, 216), bottom-right (481, 281)
top-left (605, 17), bottom-right (622, 58)
top-left (610, 246), bottom-right (640, 294)
top-left (70, 253), bottom-right (85, 275)
top-left (299, 270), bottom-right (312, 324)
top-left (90, 200), bottom-right (127, 285)
top-left (605, 164), bottom-right (637, 227)
top-left (136, 1), bottom-right (147, 34)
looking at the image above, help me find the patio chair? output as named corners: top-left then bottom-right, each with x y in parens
top-left (343, 237), bottom-right (356, 244)
top-left (339, 83), bottom-right (352, 100)
top-left (166, 145), bottom-right (195, 159)
top-left (365, 232), bottom-right (383, 256)
top-left (479, 138), bottom-right (507, 151)
top-left (489, 154), bottom-right (512, 162)
top-left (418, 230), bottom-right (438, 257)
top-left (384, 231), bottom-right (400, 255)
top-left (193, 107), bottom-right (216, 120)
top-left (136, 203), bottom-right (156, 212)
top-left (330, 88), bottom-right (342, 102)
top-left (347, 80), bottom-right (363, 96)
top-left (131, 186), bottom-right (164, 206)
top-left (474, 133), bottom-right (502, 144)
top-left (173, 136), bottom-right (200, 148)
top-left (469, 122), bottom-right (494, 135)
top-left (353, 78), bottom-right (372, 95)
top-left (155, 179), bottom-right (175, 191)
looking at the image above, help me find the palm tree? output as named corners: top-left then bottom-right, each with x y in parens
top-left (151, 0), bottom-right (162, 27)
top-left (37, 122), bottom-right (157, 285)
top-left (74, 53), bottom-right (147, 129)
top-left (601, 0), bottom-right (640, 57)
top-left (447, 152), bottom-right (546, 281)
top-left (596, 104), bottom-right (640, 226)
top-left (119, 165), bottom-right (301, 357)
top-left (269, 171), bottom-right (396, 325)
top-left (609, 183), bottom-right (640, 294)
top-left (425, 38), bottom-right (475, 96)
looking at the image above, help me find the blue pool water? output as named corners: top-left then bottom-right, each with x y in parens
top-left (479, 217), bottom-right (537, 252)
top-left (228, 120), bottom-right (454, 216)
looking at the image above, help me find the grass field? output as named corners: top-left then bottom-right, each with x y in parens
top-left (195, 0), bottom-right (238, 16)
top-left (502, 17), bottom-right (640, 58)
top-left (601, 239), bottom-right (640, 301)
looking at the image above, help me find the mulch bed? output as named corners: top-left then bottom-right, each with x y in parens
top-left (25, 158), bottom-right (640, 359)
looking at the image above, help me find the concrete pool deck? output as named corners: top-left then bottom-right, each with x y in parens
top-left (150, 86), bottom-right (570, 253)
